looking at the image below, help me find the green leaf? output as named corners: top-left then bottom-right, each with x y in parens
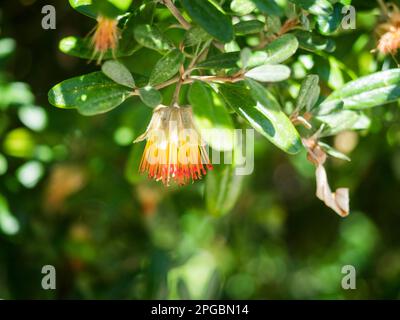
top-left (234, 20), bottom-right (265, 35)
top-left (149, 49), bottom-right (185, 86)
top-left (188, 81), bottom-right (234, 151)
top-left (251, 0), bottom-right (283, 16)
top-left (69, 0), bottom-right (97, 19)
top-left (206, 164), bottom-right (243, 216)
top-left (133, 24), bottom-right (173, 52)
top-left (240, 48), bottom-right (252, 69)
top-left (107, 0), bottom-right (133, 11)
top-left (184, 26), bottom-right (212, 47)
top-left (318, 142), bottom-right (351, 162)
top-left (296, 74), bottom-right (320, 111)
top-left (245, 64), bottom-right (291, 82)
top-left (261, 34), bottom-right (299, 65)
top-left (266, 15), bottom-right (282, 34)
top-left (139, 86), bottom-right (162, 108)
top-left (320, 69), bottom-right (400, 110)
top-left (244, 35), bottom-right (299, 69)
top-left (219, 81), bottom-right (302, 154)
top-left (102, 60), bottom-right (135, 88)
top-left (290, 0), bottom-right (333, 16)
top-left (316, 110), bottom-right (371, 136)
top-left (48, 72), bottom-right (131, 116)
top-left (72, 0), bottom-right (133, 18)
top-left (181, 0), bottom-right (234, 43)
top-left (59, 36), bottom-right (98, 59)
top-left (317, 3), bottom-right (344, 35)
top-left (231, 0), bottom-right (256, 16)
top-left (197, 52), bottom-right (240, 69)
top-left (295, 31), bottom-right (336, 53)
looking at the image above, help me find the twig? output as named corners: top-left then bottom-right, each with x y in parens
top-left (277, 18), bottom-right (299, 36)
top-left (171, 64), bottom-right (185, 106)
top-left (131, 74), bottom-right (245, 96)
top-left (377, 0), bottom-right (389, 17)
top-left (185, 74), bottom-right (245, 84)
top-left (162, 0), bottom-right (191, 30)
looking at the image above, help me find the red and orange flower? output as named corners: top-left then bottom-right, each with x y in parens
top-left (135, 105), bottom-right (213, 186)
top-left (90, 15), bottom-right (119, 63)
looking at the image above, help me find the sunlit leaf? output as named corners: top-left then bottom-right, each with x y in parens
top-left (259, 34), bottom-right (299, 65)
top-left (48, 72), bottom-right (131, 116)
top-left (231, 0), bottom-right (256, 16)
top-left (316, 110), bottom-right (371, 136)
top-left (319, 69), bottom-right (400, 110)
top-left (188, 81), bottom-right (234, 151)
top-left (245, 64), bottom-right (291, 82)
top-left (219, 81), bottom-right (302, 154)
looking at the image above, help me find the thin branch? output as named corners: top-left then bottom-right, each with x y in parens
top-left (162, 0), bottom-right (191, 30)
top-left (185, 74), bottom-right (245, 84)
top-left (131, 74), bottom-right (245, 97)
top-left (377, 0), bottom-right (389, 17)
top-left (171, 64), bottom-right (185, 106)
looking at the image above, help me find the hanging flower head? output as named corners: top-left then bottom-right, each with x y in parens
top-left (134, 105), bottom-right (213, 186)
top-left (90, 15), bottom-right (119, 63)
top-left (376, 4), bottom-right (400, 55)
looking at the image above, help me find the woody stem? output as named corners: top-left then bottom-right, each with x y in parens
top-left (162, 0), bottom-right (191, 30)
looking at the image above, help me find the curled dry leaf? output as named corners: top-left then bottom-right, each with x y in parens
top-left (315, 164), bottom-right (349, 218)
top-left (303, 137), bottom-right (350, 217)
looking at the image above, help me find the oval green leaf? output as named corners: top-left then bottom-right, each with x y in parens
top-left (245, 64), bottom-right (291, 82)
top-left (133, 24), bottom-right (173, 53)
top-left (181, 0), bottom-right (234, 43)
top-left (69, 0), bottom-right (97, 19)
top-left (48, 72), bottom-right (131, 116)
top-left (139, 86), bottom-right (162, 108)
top-left (234, 20), bottom-right (265, 35)
top-left (261, 34), bottom-right (299, 65)
top-left (219, 81), bottom-right (302, 154)
top-left (296, 74), bottom-right (320, 112)
top-left (320, 69), bottom-right (400, 110)
top-left (149, 49), bottom-right (185, 86)
top-left (231, 0), bottom-right (256, 16)
top-left (197, 52), bottom-right (240, 69)
top-left (102, 60), bottom-right (135, 88)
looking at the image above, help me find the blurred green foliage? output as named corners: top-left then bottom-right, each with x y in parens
top-left (0, 0), bottom-right (400, 300)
